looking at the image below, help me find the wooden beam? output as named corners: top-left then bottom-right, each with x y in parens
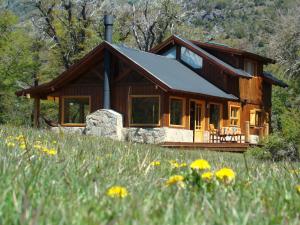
top-left (33, 97), bottom-right (40, 128)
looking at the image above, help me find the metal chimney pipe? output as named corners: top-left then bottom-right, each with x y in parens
top-left (103, 15), bottom-right (113, 109)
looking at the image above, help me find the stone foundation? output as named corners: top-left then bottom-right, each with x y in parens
top-left (124, 127), bottom-right (193, 144)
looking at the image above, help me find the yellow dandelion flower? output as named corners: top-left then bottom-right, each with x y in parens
top-left (215, 168), bottom-right (235, 183)
top-left (42, 147), bottom-right (49, 152)
top-left (47, 149), bottom-right (57, 155)
top-left (150, 161), bottom-right (161, 166)
top-left (169, 160), bottom-right (187, 168)
top-left (6, 142), bottom-right (15, 148)
top-left (201, 171), bottom-right (214, 181)
top-left (190, 159), bottom-right (211, 170)
top-left (296, 185), bottom-right (300, 194)
top-left (165, 175), bottom-right (185, 188)
top-left (19, 144), bottom-right (26, 150)
top-left (107, 186), bottom-right (128, 198)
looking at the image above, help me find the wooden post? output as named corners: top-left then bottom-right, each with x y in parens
top-left (33, 97), bottom-right (40, 128)
top-left (264, 123), bottom-right (269, 137)
top-left (245, 121), bottom-right (250, 143)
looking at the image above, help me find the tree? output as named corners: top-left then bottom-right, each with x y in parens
top-left (118, 0), bottom-right (183, 51)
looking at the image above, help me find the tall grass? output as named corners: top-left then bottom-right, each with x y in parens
top-left (0, 125), bottom-right (299, 225)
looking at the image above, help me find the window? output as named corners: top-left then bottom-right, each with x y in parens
top-left (62, 97), bottom-right (90, 125)
top-left (162, 46), bottom-right (176, 59)
top-left (170, 97), bottom-right (185, 126)
top-left (131, 96), bottom-right (160, 125)
top-left (250, 109), bottom-right (263, 127)
top-left (181, 47), bottom-right (203, 69)
top-left (230, 106), bottom-right (240, 127)
top-left (209, 103), bottom-right (222, 129)
top-left (244, 59), bottom-right (256, 75)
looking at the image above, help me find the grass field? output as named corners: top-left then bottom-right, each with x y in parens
top-left (0, 126), bottom-right (299, 225)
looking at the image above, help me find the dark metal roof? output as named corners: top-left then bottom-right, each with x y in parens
top-left (263, 71), bottom-right (288, 88)
top-left (111, 43), bottom-right (238, 100)
top-left (174, 35), bottom-right (253, 78)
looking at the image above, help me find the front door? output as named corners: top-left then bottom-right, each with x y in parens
top-left (190, 100), bottom-right (205, 142)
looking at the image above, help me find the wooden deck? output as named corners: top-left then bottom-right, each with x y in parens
top-left (160, 142), bottom-right (251, 152)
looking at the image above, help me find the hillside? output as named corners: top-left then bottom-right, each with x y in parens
top-left (0, 126), bottom-right (299, 224)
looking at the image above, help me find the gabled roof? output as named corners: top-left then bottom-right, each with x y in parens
top-left (151, 35), bottom-right (253, 78)
top-left (16, 41), bottom-right (238, 100)
top-left (112, 44), bottom-right (237, 100)
top-left (191, 40), bottom-right (276, 64)
top-left (262, 72), bottom-right (288, 88)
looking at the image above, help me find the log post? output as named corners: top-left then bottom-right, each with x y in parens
top-left (245, 121), bottom-right (250, 143)
top-left (33, 97), bottom-right (40, 128)
top-left (264, 123), bottom-right (269, 137)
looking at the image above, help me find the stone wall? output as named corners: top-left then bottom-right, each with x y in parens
top-left (124, 127), bottom-right (193, 144)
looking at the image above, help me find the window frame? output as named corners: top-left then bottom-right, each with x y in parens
top-left (250, 109), bottom-right (263, 128)
top-left (229, 105), bottom-right (241, 127)
top-left (169, 96), bottom-right (186, 127)
top-left (61, 96), bottom-right (91, 127)
top-left (208, 102), bottom-right (223, 129)
top-left (180, 46), bottom-right (203, 69)
top-left (129, 95), bottom-right (161, 127)
top-left (244, 58), bottom-right (257, 76)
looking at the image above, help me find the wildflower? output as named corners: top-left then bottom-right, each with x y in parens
top-left (6, 142), bottom-right (15, 148)
top-left (150, 161), bottom-right (161, 166)
top-left (19, 144), bottom-right (26, 150)
top-left (165, 175), bottom-right (185, 188)
top-left (201, 172), bottom-right (214, 181)
top-left (106, 186), bottom-right (128, 198)
top-left (296, 185), bottom-right (300, 194)
top-left (215, 168), bottom-right (235, 184)
top-left (47, 149), bottom-right (57, 155)
top-left (169, 160), bottom-right (187, 168)
top-left (190, 159), bottom-right (211, 170)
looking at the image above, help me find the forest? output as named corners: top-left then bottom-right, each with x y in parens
top-left (0, 0), bottom-right (300, 158)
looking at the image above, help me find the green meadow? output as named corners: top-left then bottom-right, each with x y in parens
top-left (0, 126), bottom-right (299, 225)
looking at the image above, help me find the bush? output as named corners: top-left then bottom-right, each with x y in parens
top-left (251, 133), bottom-right (299, 161)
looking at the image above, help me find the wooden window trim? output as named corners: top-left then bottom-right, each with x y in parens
top-left (229, 105), bottom-right (241, 127)
top-left (61, 96), bottom-right (91, 127)
top-left (208, 102), bottom-right (223, 128)
top-left (169, 96), bottom-right (186, 127)
top-left (129, 95), bottom-right (161, 127)
top-left (250, 109), bottom-right (263, 128)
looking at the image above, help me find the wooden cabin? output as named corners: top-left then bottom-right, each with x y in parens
top-left (16, 19), bottom-right (287, 146)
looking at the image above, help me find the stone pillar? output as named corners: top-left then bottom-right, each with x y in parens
top-left (245, 121), bottom-right (250, 143)
top-left (84, 109), bottom-right (123, 140)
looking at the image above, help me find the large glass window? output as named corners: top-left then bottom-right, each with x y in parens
top-left (62, 97), bottom-right (90, 125)
top-left (131, 96), bottom-right (160, 125)
top-left (230, 106), bottom-right (240, 127)
top-left (162, 46), bottom-right (176, 59)
top-left (170, 98), bottom-right (184, 126)
top-left (209, 103), bottom-right (221, 129)
top-left (181, 47), bottom-right (203, 69)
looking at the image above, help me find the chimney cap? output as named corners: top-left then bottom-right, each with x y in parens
top-left (104, 15), bottom-right (114, 26)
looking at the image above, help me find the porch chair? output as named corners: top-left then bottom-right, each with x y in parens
top-left (209, 124), bottom-right (219, 143)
